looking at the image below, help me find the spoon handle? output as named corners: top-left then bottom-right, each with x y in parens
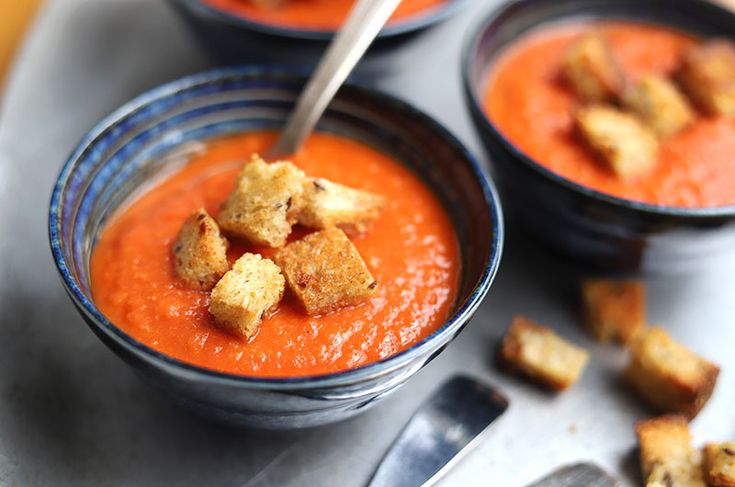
top-left (267, 0), bottom-right (402, 158)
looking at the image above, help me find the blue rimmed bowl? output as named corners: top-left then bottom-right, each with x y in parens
top-left (48, 67), bottom-right (503, 429)
top-left (169, 0), bottom-right (470, 49)
top-left (463, 0), bottom-right (735, 275)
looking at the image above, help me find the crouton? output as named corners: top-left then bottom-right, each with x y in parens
top-left (677, 40), bottom-right (735, 117)
top-left (624, 327), bottom-right (720, 419)
top-left (208, 253), bottom-right (285, 338)
top-left (636, 415), bottom-right (706, 487)
top-left (622, 75), bottom-right (695, 137)
top-left (581, 279), bottom-right (645, 344)
top-left (274, 227), bottom-right (376, 315)
top-left (498, 316), bottom-right (590, 391)
top-left (704, 442), bottom-right (735, 487)
top-left (217, 154), bottom-right (307, 248)
top-left (297, 177), bottom-right (385, 234)
top-left (561, 33), bottom-right (624, 103)
top-left (575, 104), bottom-right (659, 180)
top-left (172, 208), bottom-right (229, 290)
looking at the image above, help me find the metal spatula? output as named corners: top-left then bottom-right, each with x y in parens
top-left (526, 463), bottom-right (620, 487)
top-left (368, 375), bottom-right (509, 487)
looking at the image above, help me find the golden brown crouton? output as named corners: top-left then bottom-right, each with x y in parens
top-left (297, 178), bottom-right (385, 234)
top-left (704, 443), bottom-right (735, 487)
top-left (217, 155), bottom-right (307, 248)
top-left (581, 279), bottom-right (645, 344)
top-left (274, 227), bottom-right (376, 315)
top-left (172, 208), bottom-right (229, 290)
top-left (561, 33), bottom-right (624, 103)
top-left (575, 105), bottom-right (659, 180)
top-left (622, 75), bottom-right (695, 137)
top-left (636, 415), bottom-right (706, 487)
top-left (677, 40), bottom-right (735, 117)
top-left (209, 253), bottom-right (285, 338)
top-left (498, 316), bottom-right (590, 391)
top-left (624, 327), bottom-right (720, 419)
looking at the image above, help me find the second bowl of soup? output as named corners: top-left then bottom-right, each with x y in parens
top-left (464, 0), bottom-right (735, 274)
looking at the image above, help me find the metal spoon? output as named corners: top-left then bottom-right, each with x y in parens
top-left (368, 375), bottom-right (509, 487)
top-left (266, 0), bottom-right (402, 159)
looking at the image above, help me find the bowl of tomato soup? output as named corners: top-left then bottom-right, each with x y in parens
top-left (463, 0), bottom-right (735, 274)
top-left (49, 67), bottom-right (503, 428)
top-left (170, 0), bottom-right (469, 43)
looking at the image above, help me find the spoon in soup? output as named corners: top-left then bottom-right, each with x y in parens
top-left (266, 0), bottom-right (402, 159)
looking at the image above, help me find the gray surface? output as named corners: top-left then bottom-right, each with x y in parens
top-left (0, 1), bottom-right (733, 486)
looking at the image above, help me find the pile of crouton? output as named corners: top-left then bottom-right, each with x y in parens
top-left (171, 154), bottom-right (384, 339)
top-left (562, 33), bottom-right (735, 180)
top-left (496, 278), bottom-right (726, 486)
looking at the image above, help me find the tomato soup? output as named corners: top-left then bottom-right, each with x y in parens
top-left (90, 131), bottom-right (460, 377)
top-left (203, 0), bottom-right (447, 30)
top-left (484, 22), bottom-right (735, 208)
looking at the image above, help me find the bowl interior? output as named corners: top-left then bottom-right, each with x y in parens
top-left (174, 0), bottom-right (471, 40)
top-left (463, 0), bottom-right (735, 217)
top-left (50, 67), bottom-right (502, 387)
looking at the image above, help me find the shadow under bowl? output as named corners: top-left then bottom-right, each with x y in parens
top-left (49, 67), bottom-right (503, 429)
top-left (463, 0), bottom-right (735, 275)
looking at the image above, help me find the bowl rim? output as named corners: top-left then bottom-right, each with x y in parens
top-left (461, 0), bottom-right (735, 219)
top-left (48, 65), bottom-right (504, 390)
top-left (174, 0), bottom-right (472, 41)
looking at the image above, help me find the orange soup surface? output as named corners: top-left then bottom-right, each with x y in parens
top-left (203, 0), bottom-right (447, 30)
top-left (485, 22), bottom-right (735, 208)
top-left (90, 131), bottom-right (460, 377)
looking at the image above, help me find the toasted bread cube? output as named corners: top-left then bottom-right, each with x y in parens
top-left (274, 227), bottom-right (376, 315)
top-left (624, 327), bottom-right (720, 419)
top-left (678, 40), bottom-right (735, 117)
top-left (622, 75), bottom-right (695, 137)
top-left (581, 279), bottom-right (645, 344)
top-left (575, 105), bottom-right (659, 180)
top-left (704, 443), bottom-right (735, 487)
top-left (209, 253), bottom-right (285, 338)
top-left (498, 316), bottom-right (589, 391)
top-left (636, 415), bottom-right (706, 487)
top-left (561, 33), bottom-right (624, 103)
top-left (217, 155), bottom-right (307, 248)
top-left (172, 209), bottom-right (229, 290)
top-left (297, 178), bottom-right (385, 234)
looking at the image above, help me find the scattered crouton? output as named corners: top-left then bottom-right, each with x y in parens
top-left (498, 315), bottom-right (589, 391)
top-left (677, 40), bottom-right (735, 117)
top-left (581, 279), bottom-right (645, 344)
top-left (297, 177), bottom-right (385, 234)
top-left (209, 253), bottom-right (285, 338)
top-left (274, 227), bottom-right (376, 315)
top-left (636, 415), bottom-right (706, 487)
top-left (217, 154), bottom-right (307, 248)
top-left (704, 442), bottom-right (735, 487)
top-left (172, 208), bottom-right (229, 290)
top-left (575, 104), bottom-right (659, 180)
top-left (561, 32), bottom-right (624, 103)
top-left (624, 327), bottom-right (720, 419)
top-left (622, 75), bottom-right (695, 137)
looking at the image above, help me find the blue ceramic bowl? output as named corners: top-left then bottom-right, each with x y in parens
top-left (170, 0), bottom-right (470, 44)
top-left (463, 0), bottom-right (735, 274)
top-left (49, 67), bottom-right (503, 429)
